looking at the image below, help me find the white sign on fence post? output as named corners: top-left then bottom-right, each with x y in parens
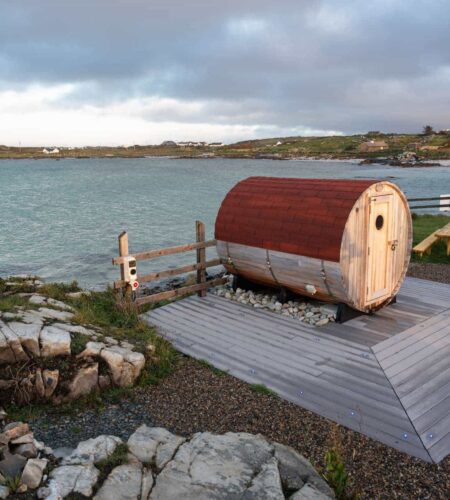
top-left (440, 194), bottom-right (450, 212)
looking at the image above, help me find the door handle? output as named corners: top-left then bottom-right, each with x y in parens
top-left (389, 240), bottom-right (398, 251)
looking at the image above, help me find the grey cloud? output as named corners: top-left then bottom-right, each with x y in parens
top-left (0, 0), bottom-right (449, 135)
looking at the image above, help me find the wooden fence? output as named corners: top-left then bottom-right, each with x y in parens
top-left (112, 221), bottom-right (227, 307)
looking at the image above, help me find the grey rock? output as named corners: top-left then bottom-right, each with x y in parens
top-left (78, 341), bottom-right (105, 358)
top-left (94, 463), bottom-right (142, 500)
top-left (39, 326), bottom-right (71, 357)
top-left (290, 483), bottom-right (333, 500)
top-left (43, 369), bottom-right (59, 398)
top-left (315, 318), bottom-right (329, 327)
top-left (0, 330), bottom-right (16, 364)
top-left (49, 463), bottom-right (99, 498)
top-left (52, 323), bottom-right (95, 336)
top-left (52, 447), bottom-right (74, 460)
top-left (150, 431), bottom-right (273, 499)
top-left (63, 435), bottom-right (122, 465)
top-left (100, 346), bottom-right (145, 387)
top-left (127, 425), bottom-right (186, 470)
top-left (29, 295), bottom-right (47, 306)
top-left (65, 363), bottom-right (99, 401)
top-left (8, 321), bottom-right (41, 357)
top-left (274, 443), bottom-right (334, 497)
top-left (242, 457), bottom-right (284, 499)
top-left (38, 307), bottom-right (74, 322)
top-left (0, 449), bottom-right (27, 477)
top-left (141, 468), bottom-right (154, 499)
top-left (0, 320), bottom-right (29, 362)
top-left (46, 298), bottom-right (74, 312)
top-left (12, 441), bottom-right (38, 458)
top-left (36, 486), bottom-right (51, 499)
top-left (0, 486), bottom-right (9, 499)
top-left (21, 458), bottom-right (48, 489)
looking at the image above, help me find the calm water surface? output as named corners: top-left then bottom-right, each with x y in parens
top-left (1, 158), bottom-right (449, 287)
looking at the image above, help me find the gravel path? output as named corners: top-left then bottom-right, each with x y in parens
top-left (407, 262), bottom-right (450, 284)
top-left (30, 357), bottom-right (450, 499)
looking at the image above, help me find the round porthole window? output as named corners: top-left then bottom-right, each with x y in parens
top-left (375, 215), bottom-right (384, 230)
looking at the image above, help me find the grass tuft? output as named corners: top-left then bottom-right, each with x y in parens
top-left (95, 442), bottom-right (129, 484)
top-left (250, 383), bottom-right (277, 397)
top-left (38, 280), bottom-right (80, 301)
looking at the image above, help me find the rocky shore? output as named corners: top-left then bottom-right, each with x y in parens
top-left (0, 418), bottom-right (334, 499)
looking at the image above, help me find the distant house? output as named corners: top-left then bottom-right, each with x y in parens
top-left (406, 142), bottom-right (421, 151)
top-left (50, 148), bottom-right (60, 154)
top-left (359, 140), bottom-right (388, 152)
top-left (42, 148), bottom-right (50, 154)
top-left (161, 141), bottom-right (177, 147)
top-left (275, 141), bottom-right (283, 146)
top-left (208, 142), bottom-right (224, 147)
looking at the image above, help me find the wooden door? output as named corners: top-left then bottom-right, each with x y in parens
top-left (366, 194), bottom-right (394, 302)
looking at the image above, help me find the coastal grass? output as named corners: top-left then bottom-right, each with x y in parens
top-left (70, 288), bottom-right (179, 386)
top-left (411, 214), bottom-right (450, 263)
top-left (38, 280), bottom-right (80, 301)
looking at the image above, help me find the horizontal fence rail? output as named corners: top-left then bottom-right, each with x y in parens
top-left (408, 195), bottom-right (450, 211)
top-left (113, 221), bottom-right (226, 307)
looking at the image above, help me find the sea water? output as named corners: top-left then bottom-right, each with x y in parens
top-left (1, 157), bottom-right (449, 287)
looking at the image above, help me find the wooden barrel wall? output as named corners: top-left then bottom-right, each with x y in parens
top-left (215, 177), bottom-right (412, 312)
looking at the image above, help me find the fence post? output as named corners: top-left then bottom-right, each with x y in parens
top-left (196, 221), bottom-right (207, 297)
top-left (118, 231), bottom-right (132, 301)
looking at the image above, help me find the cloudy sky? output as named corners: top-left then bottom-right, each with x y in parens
top-left (1, 0), bottom-right (449, 146)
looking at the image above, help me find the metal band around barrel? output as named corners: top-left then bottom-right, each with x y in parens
top-left (266, 250), bottom-right (281, 287)
top-left (225, 242), bottom-right (239, 273)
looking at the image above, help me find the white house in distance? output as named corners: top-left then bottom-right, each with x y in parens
top-left (42, 147), bottom-right (60, 154)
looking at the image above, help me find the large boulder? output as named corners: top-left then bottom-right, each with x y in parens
top-left (100, 346), bottom-right (145, 386)
top-left (149, 431), bottom-right (275, 499)
top-left (8, 321), bottom-right (41, 357)
top-left (63, 435), bottom-right (123, 465)
top-left (39, 326), bottom-right (71, 357)
top-left (127, 425), bottom-right (186, 470)
top-left (0, 330), bottom-right (16, 365)
top-left (65, 363), bottom-right (99, 401)
top-left (274, 443), bottom-right (334, 498)
top-left (21, 457), bottom-right (48, 489)
top-left (48, 464), bottom-right (99, 497)
top-left (94, 463), bottom-right (142, 500)
top-left (0, 321), bottom-right (28, 362)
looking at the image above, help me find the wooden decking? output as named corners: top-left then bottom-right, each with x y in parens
top-left (141, 277), bottom-right (450, 463)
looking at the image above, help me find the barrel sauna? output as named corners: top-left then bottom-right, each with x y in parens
top-left (215, 177), bottom-right (412, 313)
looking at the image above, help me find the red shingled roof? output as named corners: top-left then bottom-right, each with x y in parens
top-left (215, 177), bottom-right (375, 262)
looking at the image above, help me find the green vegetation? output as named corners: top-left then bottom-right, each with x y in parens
top-left (95, 443), bottom-right (129, 484)
top-left (323, 427), bottom-right (356, 500)
top-left (250, 383), bottom-right (277, 397)
top-left (1, 474), bottom-right (22, 493)
top-left (0, 294), bottom-right (30, 313)
top-left (70, 332), bottom-right (91, 355)
top-left (38, 280), bottom-right (80, 301)
top-left (69, 288), bottom-right (178, 386)
top-left (411, 214), bottom-right (450, 263)
top-left (1, 131), bottom-right (449, 160)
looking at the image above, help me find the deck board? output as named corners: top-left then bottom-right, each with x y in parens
top-left (142, 277), bottom-right (450, 463)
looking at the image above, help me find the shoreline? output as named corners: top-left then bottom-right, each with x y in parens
top-left (1, 154), bottom-right (450, 164)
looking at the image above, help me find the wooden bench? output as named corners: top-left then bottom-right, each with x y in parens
top-left (413, 222), bottom-right (450, 257)
top-left (436, 223), bottom-right (450, 256)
